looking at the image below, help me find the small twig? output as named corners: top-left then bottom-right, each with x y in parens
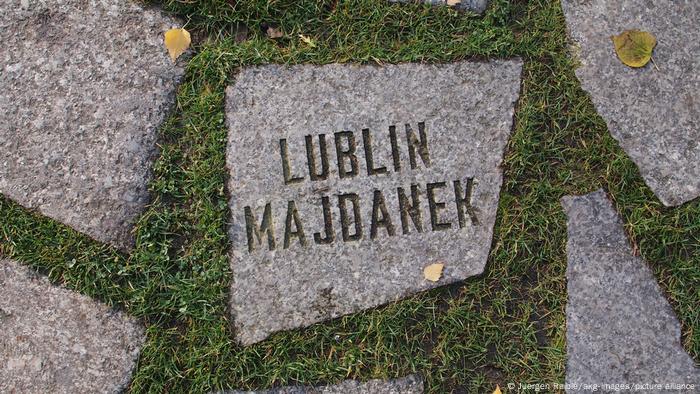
top-left (650, 57), bottom-right (659, 71)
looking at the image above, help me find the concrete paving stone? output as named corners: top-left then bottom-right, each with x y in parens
top-left (561, 190), bottom-right (699, 392)
top-left (561, 0), bottom-right (700, 206)
top-left (0, 258), bottom-right (146, 394)
top-left (225, 60), bottom-right (522, 344)
top-left (0, 0), bottom-right (186, 249)
top-left (222, 375), bottom-right (423, 394)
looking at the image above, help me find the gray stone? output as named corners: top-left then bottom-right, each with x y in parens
top-left (561, 0), bottom-right (700, 206)
top-left (225, 61), bottom-right (522, 345)
top-left (224, 375), bottom-right (423, 394)
top-left (0, 259), bottom-right (145, 394)
top-left (387, 0), bottom-right (490, 14)
top-left (561, 190), bottom-right (699, 392)
top-left (0, 0), bottom-right (186, 249)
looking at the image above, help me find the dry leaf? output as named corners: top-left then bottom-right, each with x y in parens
top-left (493, 385), bottom-right (502, 394)
top-left (611, 29), bottom-right (656, 68)
top-left (446, 0), bottom-right (462, 5)
top-left (299, 34), bottom-right (316, 48)
top-left (266, 26), bottom-right (284, 39)
top-left (164, 28), bottom-right (191, 62)
top-left (423, 263), bottom-right (444, 282)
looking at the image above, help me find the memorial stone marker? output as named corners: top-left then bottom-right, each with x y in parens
top-left (226, 61), bottom-right (522, 344)
top-left (561, 0), bottom-right (700, 206)
top-left (0, 259), bottom-right (145, 393)
top-left (0, 0), bottom-right (185, 249)
top-left (224, 375), bottom-right (423, 394)
top-left (561, 190), bottom-right (699, 390)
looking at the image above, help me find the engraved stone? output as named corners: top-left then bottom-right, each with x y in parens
top-left (223, 375), bottom-right (423, 393)
top-left (387, 0), bottom-right (490, 14)
top-left (561, 190), bottom-right (699, 390)
top-left (561, 0), bottom-right (700, 206)
top-left (0, 0), bottom-right (186, 249)
top-left (225, 61), bottom-right (522, 345)
top-left (0, 259), bottom-right (145, 393)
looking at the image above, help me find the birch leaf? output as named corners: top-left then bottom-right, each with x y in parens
top-left (493, 385), bottom-right (502, 394)
top-left (164, 28), bottom-right (191, 62)
top-left (611, 29), bottom-right (656, 68)
top-left (447, 0), bottom-right (462, 5)
top-left (423, 263), bottom-right (444, 282)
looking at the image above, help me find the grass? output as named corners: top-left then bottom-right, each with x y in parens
top-left (0, 0), bottom-right (698, 392)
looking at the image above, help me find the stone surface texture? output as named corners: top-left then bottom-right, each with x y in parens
top-left (561, 0), bottom-right (700, 206)
top-left (226, 61), bottom-right (522, 345)
top-left (561, 190), bottom-right (699, 391)
top-left (0, 259), bottom-right (145, 394)
top-left (225, 375), bottom-right (423, 394)
top-left (388, 0), bottom-right (490, 14)
top-left (0, 0), bottom-right (186, 249)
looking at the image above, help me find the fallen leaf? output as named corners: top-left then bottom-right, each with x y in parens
top-left (299, 34), bottom-right (316, 48)
top-left (611, 29), bottom-right (656, 68)
top-left (266, 26), bottom-right (284, 39)
top-left (164, 28), bottom-right (191, 62)
top-left (423, 263), bottom-right (444, 282)
top-left (446, 0), bottom-right (462, 5)
top-left (493, 385), bottom-right (502, 394)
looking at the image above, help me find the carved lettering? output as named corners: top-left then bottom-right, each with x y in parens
top-left (338, 193), bottom-right (362, 241)
top-left (370, 189), bottom-right (395, 239)
top-left (406, 122), bottom-right (430, 170)
top-left (305, 134), bottom-right (329, 181)
top-left (334, 131), bottom-right (359, 179)
top-left (397, 185), bottom-right (423, 234)
top-left (454, 178), bottom-right (479, 227)
top-left (284, 200), bottom-right (307, 248)
top-left (279, 138), bottom-right (304, 184)
top-left (245, 204), bottom-right (276, 252)
top-left (427, 181), bottom-right (451, 231)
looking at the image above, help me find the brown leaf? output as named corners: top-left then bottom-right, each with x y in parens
top-left (266, 26), bottom-right (284, 39)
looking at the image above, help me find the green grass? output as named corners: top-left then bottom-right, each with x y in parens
top-left (1, 0), bottom-right (698, 392)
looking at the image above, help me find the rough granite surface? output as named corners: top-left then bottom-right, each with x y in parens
top-left (0, 0), bottom-right (186, 249)
top-left (0, 259), bottom-right (145, 394)
top-left (387, 0), bottom-right (490, 14)
top-left (561, 190), bottom-right (699, 392)
top-left (225, 61), bottom-right (522, 345)
top-left (561, 0), bottom-right (700, 206)
top-left (224, 375), bottom-right (423, 394)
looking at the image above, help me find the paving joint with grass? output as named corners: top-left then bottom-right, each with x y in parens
top-left (0, 0), bottom-right (697, 393)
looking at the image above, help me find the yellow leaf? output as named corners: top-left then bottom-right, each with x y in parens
top-left (266, 26), bottom-right (284, 39)
top-left (446, 0), bottom-right (462, 5)
top-left (611, 29), bottom-right (656, 68)
top-left (493, 385), bottom-right (502, 394)
top-left (299, 34), bottom-right (316, 48)
top-left (423, 263), bottom-right (444, 282)
top-left (164, 28), bottom-right (191, 62)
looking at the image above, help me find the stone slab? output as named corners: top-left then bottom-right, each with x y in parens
top-left (387, 0), bottom-right (490, 14)
top-left (224, 375), bottom-right (423, 394)
top-left (225, 61), bottom-right (522, 345)
top-left (0, 0), bottom-right (186, 249)
top-left (0, 259), bottom-right (145, 393)
top-left (561, 190), bottom-right (699, 392)
top-left (561, 0), bottom-right (700, 206)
